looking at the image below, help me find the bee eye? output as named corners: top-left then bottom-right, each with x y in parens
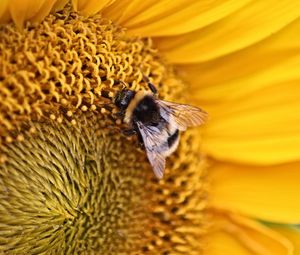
top-left (115, 90), bottom-right (135, 109)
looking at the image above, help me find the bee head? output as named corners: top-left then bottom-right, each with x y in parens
top-left (114, 89), bottom-right (136, 110)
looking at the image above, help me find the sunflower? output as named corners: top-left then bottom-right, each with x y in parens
top-left (0, 0), bottom-right (300, 254)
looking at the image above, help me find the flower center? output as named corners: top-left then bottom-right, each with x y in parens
top-left (0, 7), bottom-right (208, 254)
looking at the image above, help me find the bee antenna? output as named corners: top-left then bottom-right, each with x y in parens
top-left (139, 67), bottom-right (158, 95)
top-left (115, 80), bottom-right (127, 89)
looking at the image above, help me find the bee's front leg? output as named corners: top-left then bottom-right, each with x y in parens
top-left (122, 129), bottom-right (137, 136)
top-left (115, 110), bottom-right (124, 118)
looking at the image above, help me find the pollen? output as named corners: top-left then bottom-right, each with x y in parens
top-left (16, 134), bottom-right (24, 142)
top-left (81, 105), bottom-right (88, 111)
top-left (50, 114), bottom-right (56, 120)
top-left (29, 127), bottom-right (36, 134)
top-left (57, 117), bottom-right (63, 123)
top-left (90, 104), bottom-right (97, 111)
top-left (71, 119), bottom-right (77, 125)
top-left (0, 6), bottom-right (208, 255)
top-left (5, 136), bottom-right (13, 143)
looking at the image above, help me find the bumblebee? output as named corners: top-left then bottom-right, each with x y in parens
top-left (114, 79), bottom-right (207, 179)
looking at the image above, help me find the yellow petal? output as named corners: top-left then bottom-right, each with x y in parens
top-left (273, 226), bottom-right (300, 255)
top-left (179, 17), bottom-right (300, 103)
top-left (210, 162), bottom-right (300, 224)
top-left (205, 213), bottom-right (293, 255)
top-left (30, 0), bottom-right (57, 23)
top-left (155, 0), bottom-right (300, 63)
top-left (204, 231), bottom-right (253, 255)
top-left (72, 0), bottom-right (115, 15)
top-left (9, 0), bottom-right (45, 29)
top-left (52, 0), bottom-right (69, 12)
top-left (0, 0), bottom-right (10, 23)
top-left (5, 0), bottom-right (72, 24)
top-left (179, 18), bottom-right (300, 164)
top-left (102, 0), bottom-right (251, 37)
top-left (102, 0), bottom-right (155, 24)
top-left (201, 82), bottom-right (300, 164)
top-left (71, 0), bottom-right (83, 11)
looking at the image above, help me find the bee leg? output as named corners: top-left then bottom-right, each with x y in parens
top-left (140, 71), bottom-right (158, 95)
top-left (122, 129), bottom-right (137, 136)
top-left (115, 110), bottom-right (125, 118)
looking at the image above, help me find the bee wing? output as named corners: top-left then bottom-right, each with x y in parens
top-left (136, 122), bottom-right (167, 179)
top-left (158, 100), bottom-right (208, 131)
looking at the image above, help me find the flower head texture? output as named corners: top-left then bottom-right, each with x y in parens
top-left (0, 1), bottom-right (300, 254)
